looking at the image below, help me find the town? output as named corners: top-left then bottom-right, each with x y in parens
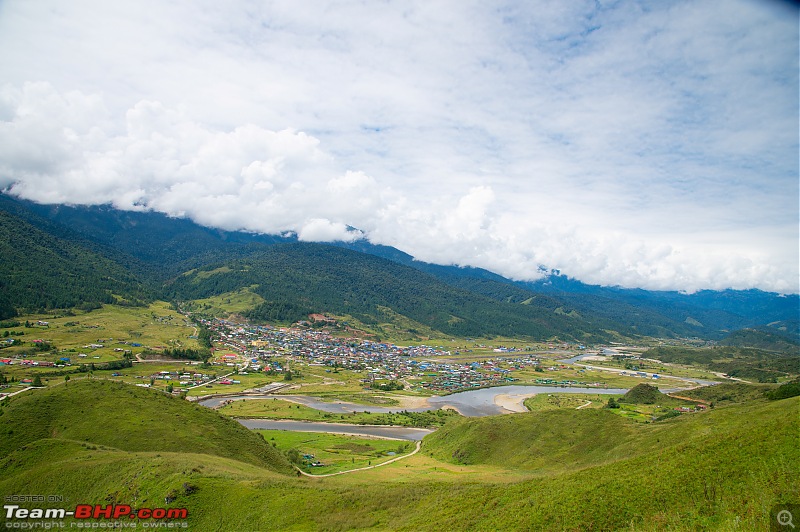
top-left (200, 317), bottom-right (611, 393)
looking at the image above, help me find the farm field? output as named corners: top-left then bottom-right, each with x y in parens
top-left (0, 302), bottom-right (200, 388)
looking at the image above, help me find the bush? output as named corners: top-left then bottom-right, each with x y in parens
top-left (765, 380), bottom-right (800, 401)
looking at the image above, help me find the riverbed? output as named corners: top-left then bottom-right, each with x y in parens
top-left (199, 385), bottom-right (629, 417)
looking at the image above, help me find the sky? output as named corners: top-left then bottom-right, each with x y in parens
top-left (0, 0), bottom-right (797, 293)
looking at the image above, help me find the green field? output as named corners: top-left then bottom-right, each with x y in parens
top-left (258, 430), bottom-right (414, 475)
top-left (523, 392), bottom-right (613, 411)
top-left (0, 302), bottom-right (200, 385)
top-left (181, 287), bottom-right (266, 317)
top-left (677, 381), bottom-right (776, 405)
top-left (217, 397), bottom-right (459, 427)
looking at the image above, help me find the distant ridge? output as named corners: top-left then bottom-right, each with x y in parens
top-left (0, 192), bottom-right (796, 339)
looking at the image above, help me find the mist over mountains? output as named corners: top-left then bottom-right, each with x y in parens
top-left (0, 193), bottom-right (797, 343)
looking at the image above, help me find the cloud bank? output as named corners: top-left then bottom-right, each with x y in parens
top-left (0, 0), bottom-right (797, 293)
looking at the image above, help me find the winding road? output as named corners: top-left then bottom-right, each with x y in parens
top-left (294, 440), bottom-right (422, 478)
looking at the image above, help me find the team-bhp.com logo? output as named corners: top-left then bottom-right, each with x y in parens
top-left (4, 504), bottom-right (188, 524)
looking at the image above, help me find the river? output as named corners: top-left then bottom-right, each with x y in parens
top-left (199, 385), bottom-right (628, 417)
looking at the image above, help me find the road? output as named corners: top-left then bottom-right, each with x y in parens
top-left (294, 440), bottom-right (422, 478)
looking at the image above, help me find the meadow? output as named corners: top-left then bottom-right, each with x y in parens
top-left (258, 429), bottom-right (414, 475)
top-left (217, 397), bottom-right (459, 427)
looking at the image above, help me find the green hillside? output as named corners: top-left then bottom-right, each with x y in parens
top-left (677, 382), bottom-right (774, 405)
top-left (621, 383), bottom-right (663, 404)
top-left (167, 243), bottom-right (616, 341)
top-left (719, 326), bottom-right (800, 353)
top-left (0, 210), bottom-right (151, 317)
top-left (0, 392), bottom-right (795, 530)
top-left (0, 379), bottom-right (292, 473)
top-left (421, 394), bottom-right (796, 475)
top-left (422, 408), bottom-right (640, 472)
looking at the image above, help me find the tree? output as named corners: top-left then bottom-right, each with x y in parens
top-left (32, 375), bottom-right (43, 387)
top-left (286, 448), bottom-right (301, 465)
top-left (64, 375), bottom-right (70, 385)
top-left (606, 397), bottom-right (620, 409)
top-left (166, 383), bottom-right (174, 394)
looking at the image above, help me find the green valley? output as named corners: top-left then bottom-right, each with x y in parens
top-left (0, 195), bottom-right (798, 530)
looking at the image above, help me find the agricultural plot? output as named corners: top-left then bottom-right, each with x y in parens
top-left (0, 302), bottom-right (200, 387)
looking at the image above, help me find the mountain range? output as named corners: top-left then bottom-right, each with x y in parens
top-left (0, 193), bottom-right (797, 344)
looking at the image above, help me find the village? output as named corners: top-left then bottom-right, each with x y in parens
top-left (200, 317), bottom-right (612, 393)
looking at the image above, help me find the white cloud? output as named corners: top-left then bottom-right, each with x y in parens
top-left (0, 0), bottom-right (796, 294)
top-left (297, 219), bottom-right (363, 243)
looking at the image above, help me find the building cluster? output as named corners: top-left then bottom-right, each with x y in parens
top-left (200, 318), bottom-right (557, 392)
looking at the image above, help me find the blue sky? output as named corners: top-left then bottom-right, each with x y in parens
top-left (0, 0), bottom-right (797, 293)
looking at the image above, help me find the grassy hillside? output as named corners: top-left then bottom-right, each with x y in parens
top-left (0, 379), bottom-right (292, 473)
top-left (422, 408), bottom-right (641, 473)
top-left (621, 383), bottom-right (663, 404)
top-left (0, 394), bottom-right (796, 530)
top-left (677, 382), bottom-right (775, 405)
top-left (421, 395), bottom-right (795, 476)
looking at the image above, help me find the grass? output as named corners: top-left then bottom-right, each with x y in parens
top-left (258, 429), bottom-right (414, 475)
top-left (1, 391), bottom-right (796, 530)
top-left (423, 394), bottom-right (793, 477)
top-left (185, 370), bottom-right (278, 396)
top-left (0, 376), bottom-right (800, 530)
top-left (577, 354), bottom-right (720, 380)
top-left (476, 361), bottom-right (708, 391)
top-left (0, 379), bottom-right (292, 473)
top-left (523, 392), bottom-right (611, 411)
top-left (0, 301), bottom-right (200, 383)
top-left (676, 381), bottom-right (775, 405)
top-left (217, 397), bottom-right (459, 427)
top-left (182, 286), bottom-right (265, 317)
